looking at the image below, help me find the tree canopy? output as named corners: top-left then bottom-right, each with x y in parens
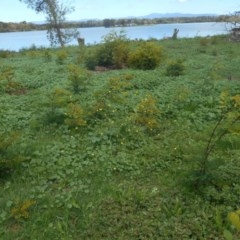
top-left (19, 0), bottom-right (79, 46)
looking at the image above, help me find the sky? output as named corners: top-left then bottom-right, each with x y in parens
top-left (0, 0), bottom-right (239, 23)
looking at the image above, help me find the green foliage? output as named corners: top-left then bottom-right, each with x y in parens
top-left (92, 31), bottom-right (129, 68)
top-left (43, 88), bottom-right (71, 125)
top-left (0, 132), bottom-right (21, 176)
top-left (1, 36), bottom-right (240, 239)
top-left (132, 95), bottom-right (160, 132)
top-left (187, 90), bottom-right (240, 191)
top-left (199, 38), bottom-right (209, 46)
top-left (42, 49), bottom-right (52, 61)
top-left (0, 65), bottom-right (14, 81)
top-left (0, 50), bottom-right (12, 58)
top-left (67, 64), bottom-right (91, 93)
top-left (228, 210), bottom-right (240, 231)
top-left (56, 49), bottom-right (68, 64)
top-left (84, 49), bottom-right (98, 70)
top-left (0, 65), bottom-right (26, 94)
top-left (64, 103), bottom-right (87, 128)
top-left (165, 59), bottom-right (185, 76)
top-left (11, 199), bottom-right (36, 220)
top-left (127, 41), bottom-right (163, 70)
top-left (223, 209), bottom-right (240, 240)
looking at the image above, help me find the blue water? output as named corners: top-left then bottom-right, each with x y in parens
top-left (0, 22), bottom-right (227, 51)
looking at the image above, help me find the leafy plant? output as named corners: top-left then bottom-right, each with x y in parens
top-left (223, 209), bottom-right (240, 240)
top-left (11, 199), bottom-right (36, 220)
top-left (0, 132), bottom-right (21, 177)
top-left (132, 95), bottom-right (160, 132)
top-left (64, 103), bottom-right (87, 128)
top-left (43, 49), bottom-right (52, 61)
top-left (67, 64), bottom-right (91, 93)
top-left (0, 50), bottom-right (11, 58)
top-left (85, 30), bottom-right (129, 69)
top-left (189, 92), bottom-right (240, 189)
top-left (165, 59), bottom-right (185, 76)
top-left (44, 88), bottom-right (71, 124)
top-left (56, 49), bottom-right (68, 64)
top-left (128, 41), bottom-right (163, 70)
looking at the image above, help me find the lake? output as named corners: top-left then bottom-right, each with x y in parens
top-left (0, 22), bottom-right (228, 51)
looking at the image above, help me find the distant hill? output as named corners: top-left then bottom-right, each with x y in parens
top-left (141, 13), bottom-right (218, 19)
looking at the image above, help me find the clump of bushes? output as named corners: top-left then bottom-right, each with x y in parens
top-left (127, 42), bottom-right (163, 70)
top-left (0, 50), bottom-right (11, 58)
top-left (84, 31), bottom-right (164, 71)
top-left (165, 59), bottom-right (185, 76)
top-left (85, 30), bottom-right (129, 70)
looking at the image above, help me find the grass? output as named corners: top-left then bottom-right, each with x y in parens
top-left (0, 35), bottom-right (240, 239)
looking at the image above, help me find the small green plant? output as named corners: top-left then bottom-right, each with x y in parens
top-left (165, 59), bottom-right (185, 76)
top-left (44, 88), bottom-right (71, 124)
top-left (43, 49), bottom-right (52, 61)
top-left (0, 132), bottom-right (21, 177)
top-left (67, 64), bottom-right (91, 93)
top-left (189, 92), bottom-right (240, 189)
top-left (56, 49), bottom-right (68, 64)
top-left (0, 65), bottom-right (15, 82)
top-left (128, 42), bottom-right (163, 70)
top-left (223, 210), bottom-right (240, 240)
top-left (11, 199), bottom-right (36, 220)
top-left (84, 49), bottom-right (98, 70)
top-left (199, 38), bottom-right (209, 46)
top-left (228, 210), bottom-right (240, 230)
top-left (132, 95), bottom-right (160, 132)
top-left (64, 103), bottom-right (87, 128)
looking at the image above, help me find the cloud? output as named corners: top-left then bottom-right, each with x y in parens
top-left (177, 0), bottom-right (188, 2)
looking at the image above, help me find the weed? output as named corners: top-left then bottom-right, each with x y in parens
top-left (128, 41), bottom-right (163, 70)
top-left (165, 59), bottom-right (185, 76)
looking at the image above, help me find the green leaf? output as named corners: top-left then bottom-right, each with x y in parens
top-left (223, 229), bottom-right (233, 240)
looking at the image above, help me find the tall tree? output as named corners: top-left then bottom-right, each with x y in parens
top-left (20, 0), bottom-right (79, 47)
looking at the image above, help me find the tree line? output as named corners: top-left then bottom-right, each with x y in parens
top-left (0, 15), bottom-right (227, 33)
top-left (1, 0), bottom-right (238, 47)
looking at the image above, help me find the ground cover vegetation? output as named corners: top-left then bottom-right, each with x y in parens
top-left (0, 33), bottom-right (240, 239)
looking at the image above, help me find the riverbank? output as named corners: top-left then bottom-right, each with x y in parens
top-left (0, 15), bottom-right (225, 33)
top-left (0, 22), bottom-right (228, 51)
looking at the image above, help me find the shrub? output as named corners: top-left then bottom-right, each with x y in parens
top-left (0, 132), bottom-right (21, 177)
top-left (199, 38), bottom-right (209, 46)
top-left (127, 42), bottom-right (163, 70)
top-left (43, 49), bottom-right (52, 61)
top-left (0, 65), bottom-right (15, 81)
top-left (84, 30), bottom-right (129, 70)
top-left (165, 59), bottom-right (185, 76)
top-left (0, 50), bottom-right (11, 58)
top-left (43, 88), bottom-right (70, 125)
top-left (132, 95), bottom-right (160, 132)
top-left (56, 49), bottom-right (68, 64)
top-left (84, 49), bottom-right (98, 70)
top-left (67, 64), bottom-right (91, 93)
top-left (64, 103), bottom-right (87, 128)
